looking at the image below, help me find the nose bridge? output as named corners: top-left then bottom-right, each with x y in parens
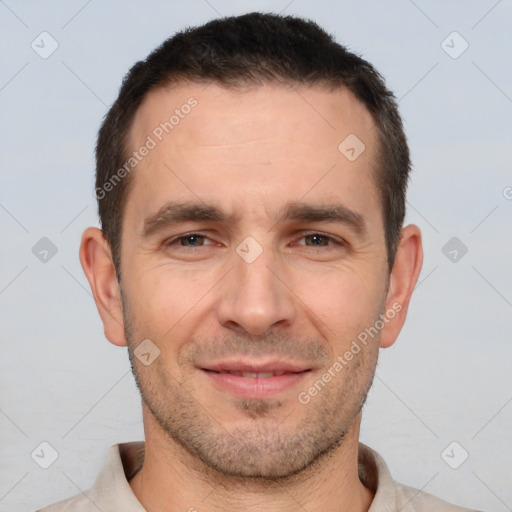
top-left (236, 242), bottom-right (279, 301)
top-left (216, 237), bottom-right (296, 336)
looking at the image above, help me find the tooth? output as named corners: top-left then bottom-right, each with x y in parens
top-left (240, 372), bottom-right (276, 378)
top-left (220, 371), bottom-right (287, 378)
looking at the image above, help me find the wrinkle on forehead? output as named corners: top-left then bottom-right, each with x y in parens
top-left (129, 82), bottom-right (377, 159)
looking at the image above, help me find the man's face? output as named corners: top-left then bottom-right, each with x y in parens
top-left (120, 82), bottom-right (390, 478)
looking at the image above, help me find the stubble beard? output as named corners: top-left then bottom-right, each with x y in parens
top-left (123, 299), bottom-right (380, 481)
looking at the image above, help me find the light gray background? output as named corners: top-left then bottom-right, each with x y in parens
top-left (1, 1), bottom-right (511, 511)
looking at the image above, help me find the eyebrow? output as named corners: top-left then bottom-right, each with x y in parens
top-left (142, 201), bottom-right (236, 238)
top-left (142, 200), bottom-right (367, 238)
top-left (280, 202), bottom-right (367, 237)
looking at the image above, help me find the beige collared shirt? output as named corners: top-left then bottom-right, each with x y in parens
top-left (38, 442), bottom-right (480, 511)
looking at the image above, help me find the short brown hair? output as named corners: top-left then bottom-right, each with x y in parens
top-left (96, 12), bottom-right (410, 278)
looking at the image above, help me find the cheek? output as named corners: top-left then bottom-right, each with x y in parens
top-left (131, 261), bottom-right (205, 313)
top-left (125, 264), bottom-right (217, 355)
top-left (291, 266), bottom-right (385, 345)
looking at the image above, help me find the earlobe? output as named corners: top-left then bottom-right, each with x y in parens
top-left (79, 227), bottom-right (127, 347)
top-left (380, 224), bottom-right (423, 349)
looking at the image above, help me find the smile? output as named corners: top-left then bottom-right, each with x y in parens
top-left (200, 363), bottom-right (312, 399)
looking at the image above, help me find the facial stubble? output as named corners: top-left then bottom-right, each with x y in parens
top-left (122, 295), bottom-right (381, 481)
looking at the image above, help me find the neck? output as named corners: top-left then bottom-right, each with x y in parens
top-left (129, 407), bottom-right (374, 512)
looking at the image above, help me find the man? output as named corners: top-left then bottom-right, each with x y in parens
top-left (40, 12), bottom-right (479, 512)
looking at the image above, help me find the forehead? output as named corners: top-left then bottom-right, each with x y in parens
top-left (131, 81), bottom-right (377, 154)
top-left (126, 82), bottom-right (380, 227)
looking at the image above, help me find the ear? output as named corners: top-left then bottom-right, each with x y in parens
top-left (79, 227), bottom-right (127, 347)
top-left (379, 224), bottom-right (423, 349)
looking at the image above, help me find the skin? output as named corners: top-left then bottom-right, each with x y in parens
top-left (80, 82), bottom-right (423, 512)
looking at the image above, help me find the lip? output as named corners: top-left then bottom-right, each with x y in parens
top-left (203, 360), bottom-right (309, 374)
top-left (199, 359), bottom-right (311, 399)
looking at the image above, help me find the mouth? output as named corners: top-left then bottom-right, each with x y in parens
top-left (200, 361), bottom-right (312, 399)
top-left (208, 370), bottom-right (297, 378)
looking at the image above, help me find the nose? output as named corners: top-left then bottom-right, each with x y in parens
top-left (216, 244), bottom-right (297, 337)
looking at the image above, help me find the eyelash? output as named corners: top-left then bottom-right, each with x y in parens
top-left (163, 231), bottom-right (346, 250)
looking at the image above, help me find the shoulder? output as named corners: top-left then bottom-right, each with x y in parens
top-left (36, 442), bottom-right (146, 512)
top-left (395, 481), bottom-right (482, 512)
top-left (358, 443), bottom-right (482, 512)
top-left (395, 482), bottom-right (478, 512)
top-left (37, 493), bottom-right (95, 512)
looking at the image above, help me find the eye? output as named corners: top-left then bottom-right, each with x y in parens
top-left (303, 233), bottom-right (331, 247)
top-left (163, 233), bottom-right (215, 249)
top-left (295, 232), bottom-right (345, 248)
top-left (178, 234), bottom-right (206, 247)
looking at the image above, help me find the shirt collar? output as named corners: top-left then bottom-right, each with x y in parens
top-left (91, 441), bottom-right (397, 510)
